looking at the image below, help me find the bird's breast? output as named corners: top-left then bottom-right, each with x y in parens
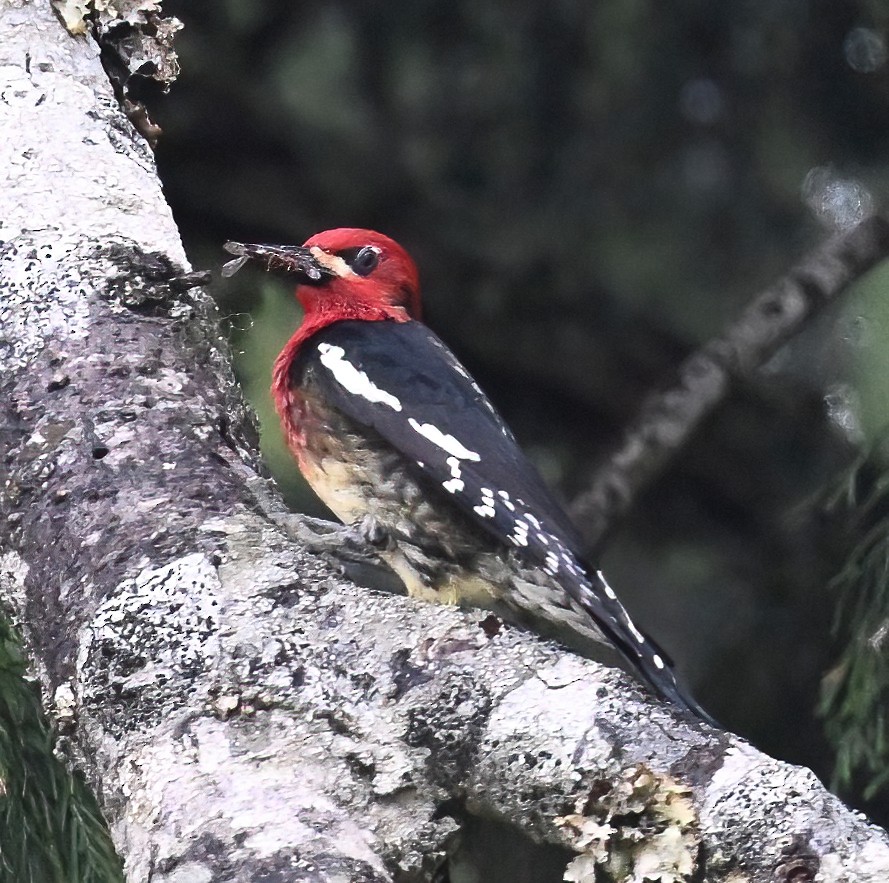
top-left (283, 379), bottom-right (505, 603)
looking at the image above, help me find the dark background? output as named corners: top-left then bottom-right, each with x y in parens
top-left (150, 0), bottom-right (889, 824)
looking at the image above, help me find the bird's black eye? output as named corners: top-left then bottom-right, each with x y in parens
top-left (340, 246), bottom-right (380, 276)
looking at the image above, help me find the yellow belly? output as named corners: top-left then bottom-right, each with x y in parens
top-left (300, 452), bottom-right (500, 609)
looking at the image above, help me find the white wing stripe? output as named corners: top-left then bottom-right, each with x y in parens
top-left (318, 343), bottom-right (403, 411)
top-left (407, 418), bottom-right (481, 461)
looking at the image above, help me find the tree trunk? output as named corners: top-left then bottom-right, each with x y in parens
top-left (1, 3), bottom-right (888, 881)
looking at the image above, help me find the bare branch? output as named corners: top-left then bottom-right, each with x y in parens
top-left (571, 215), bottom-right (889, 552)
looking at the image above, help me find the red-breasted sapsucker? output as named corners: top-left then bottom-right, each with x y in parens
top-left (223, 229), bottom-right (711, 721)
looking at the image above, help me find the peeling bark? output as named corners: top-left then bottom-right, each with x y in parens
top-left (1, 3), bottom-right (889, 882)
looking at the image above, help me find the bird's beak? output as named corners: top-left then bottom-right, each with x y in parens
top-left (221, 241), bottom-right (335, 284)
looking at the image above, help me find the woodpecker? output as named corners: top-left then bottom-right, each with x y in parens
top-left (222, 230), bottom-right (711, 721)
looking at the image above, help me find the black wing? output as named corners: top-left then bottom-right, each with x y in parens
top-left (296, 320), bottom-right (585, 548)
top-left (294, 319), bottom-right (712, 721)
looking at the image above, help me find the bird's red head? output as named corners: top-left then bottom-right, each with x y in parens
top-left (261, 229), bottom-right (422, 424)
top-left (297, 228), bottom-right (421, 324)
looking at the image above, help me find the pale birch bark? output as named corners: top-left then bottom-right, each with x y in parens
top-left (1, 3), bottom-right (888, 882)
